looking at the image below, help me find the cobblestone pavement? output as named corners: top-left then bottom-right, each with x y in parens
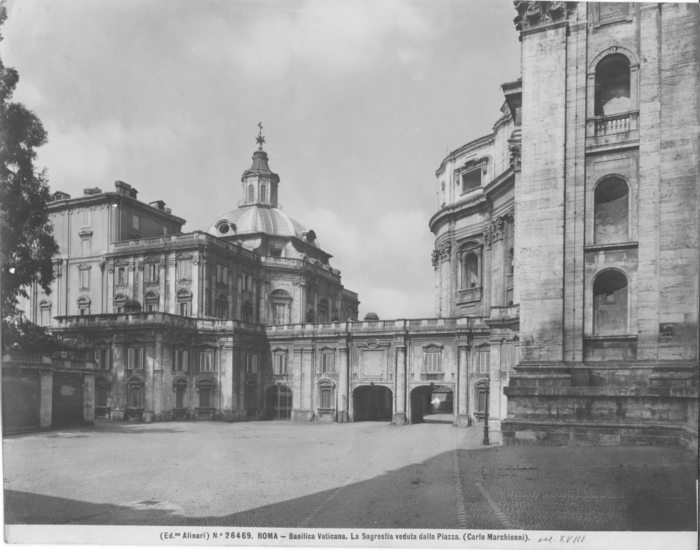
top-left (3, 417), bottom-right (697, 530)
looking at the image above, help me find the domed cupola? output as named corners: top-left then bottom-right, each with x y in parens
top-left (240, 123), bottom-right (280, 208)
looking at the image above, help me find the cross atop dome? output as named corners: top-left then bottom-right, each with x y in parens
top-left (256, 122), bottom-right (265, 150)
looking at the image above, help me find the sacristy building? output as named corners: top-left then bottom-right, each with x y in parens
top-left (17, 1), bottom-right (698, 449)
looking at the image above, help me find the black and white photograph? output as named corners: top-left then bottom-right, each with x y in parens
top-left (0, 0), bottom-right (698, 547)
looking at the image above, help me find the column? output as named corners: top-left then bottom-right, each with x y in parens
top-left (153, 333), bottom-right (163, 421)
top-left (488, 335), bottom-right (504, 444)
top-left (39, 367), bottom-right (53, 429)
top-left (392, 344), bottom-right (407, 425)
top-left (291, 347), bottom-right (304, 421)
top-left (490, 220), bottom-right (505, 307)
top-left (83, 372), bottom-right (95, 425)
top-left (221, 344), bottom-right (235, 420)
top-left (338, 345), bottom-right (350, 423)
top-left (144, 342), bottom-right (155, 422)
top-left (455, 344), bottom-right (470, 427)
top-left (111, 336), bottom-right (126, 420)
top-left (302, 347), bottom-right (314, 421)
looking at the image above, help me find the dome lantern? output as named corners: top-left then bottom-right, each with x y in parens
top-left (240, 123), bottom-right (280, 208)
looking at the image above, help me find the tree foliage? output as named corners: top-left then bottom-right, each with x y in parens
top-left (2, 315), bottom-right (90, 357)
top-left (0, 2), bottom-right (59, 317)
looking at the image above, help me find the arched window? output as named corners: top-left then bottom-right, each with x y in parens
top-left (177, 289), bottom-right (192, 317)
top-left (174, 379), bottom-right (188, 410)
top-left (215, 295), bottom-right (228, 319)
top-left (245, 381), bottom-right (257, 411)
top-left (509, 248), bottom-right (514, 276)
top-left (260, 184), bottom-right (267, 203)
top-left (270, 289), bottom-right (292, 325)
top-left (248, 184), bottom-right (255, 203)
top-left (95, 378), bottom-right (110, 408)
top-left (593, 270), bottom-right (628, 336)
top-left (474, 380), bottom-right (489, 420)
top-left (144, 291), bottom-right (159, 312)
top-left (595, 54), bottom-right (631, 116)
top-left (306, 308), bottom-right (316, 324)
top-left (594, 177), bottom-right (629, 244)
top-left (318, 298), bottom-right (329, 323)
top-left (241, 300), bottom-right (253, 323)
top-left (197, 380), bottom-right (215, 409)
top-left (318, 380), bottom-right (335, 410)
top-left (127, 378), bottom-right (144, 409)
top-left (39, 300), bottom-right (52, 326)
top-left (114, 294), bottom-right (127, 314)
top-left (77, 296), bottom-right (91, 316)
top-left (462, 253), bottom-right (479, 289)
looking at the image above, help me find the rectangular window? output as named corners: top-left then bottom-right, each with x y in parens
top-left (146, 263), bottom-right (158, 282)
top-left (321, 388), bottom-right (333, 409)
top-left (215, 300), bottom-right (228, 319)
top-left (179, 301), bottom-right (191, 317)
top-left (82, 210), bottom-right (91, 227)
top-left (320, 353), bottom-right (335, 374)
top-left (79, 305), bottom-right (90, 316)
top-left (273, 303), bottom-right (289, 325)
top-left (462, 169), bottom-right (482, 193)
top-left (40, 308), bottom-right (51, 326)
top-left (216, 265), bottom-right (228, 284)
top-left (243, 274), bottom-right (253, 292)
top-left (199, 351), bottom-right (213, 372)
top-left (128, 348), bottom-right (143, 370)
top-left (246, 354), bottom-right (258, 374)
top-left (479, 351), bottom-right (490, 374)
top-left (477, 390), bottom-right (487, 412)
top-left (426, 352), bottom-right (441, 373)
top-left (79, 269), bottom-right (90, 290)
top-left (199, 388), bottom-right (211, 408)
top-left (80, 238), bottom-right (91, 256)
top-left (175, 350), bottom-right (189, 371)
top-left (245, 385), bottom-right (256, 409)
top-left (273, 354), bottom-right (287, 375)
top-left (117, 267), bottom-right (126, 285)
top-left (99, 348), bottom-right (110, 370)
top-left (178, 259), bottom-right (192, 280)
top-left (132, 214), bottom-right (140, 231)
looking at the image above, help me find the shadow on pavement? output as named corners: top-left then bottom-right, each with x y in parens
top-left (5, 443), bottom-right (697, 531)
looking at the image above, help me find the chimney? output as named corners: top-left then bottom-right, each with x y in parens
top-left (52, 191), bottom-right (71, 201)
top-left (149, 200), bottom-right (166, 211)
top-left (130, 188), bottom-right (138, 200)
top-left (115, 180), bottom-right (131, 195)
top-left (83, 187), bottom-right (102, 196)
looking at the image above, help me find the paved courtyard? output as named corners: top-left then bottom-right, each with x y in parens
top-left (3, 418), bottom-right (697, 530)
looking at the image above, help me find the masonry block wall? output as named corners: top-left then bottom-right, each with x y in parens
top-left (517, 22), bottom-right (568, 363)
top-left (503, 2), bottom-right (699, 449)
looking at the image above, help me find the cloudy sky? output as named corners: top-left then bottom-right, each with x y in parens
top-left (2, 0), bottom-right (521, 319)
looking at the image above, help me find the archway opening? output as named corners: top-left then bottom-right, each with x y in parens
top-left (266, 384), bottom-right (293, 420)
top-left (352, 385), bottom-right (392, 422)
top-left (410, 385), bottom-right (454, 424)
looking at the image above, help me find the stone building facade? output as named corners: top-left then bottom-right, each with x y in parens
top-left (20, 142), bottom-right (360, 422)
top-left (15, 2), bottom-right (698, 449)
top-left (425, 1), bottom-right (698, 448)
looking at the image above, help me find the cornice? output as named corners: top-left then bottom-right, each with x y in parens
top-left (48, 192), bottom-right (187, 225)
top-left (429, 193), bottom-right (489, 234)
top-left (435, 134), bottom-right (494, 178)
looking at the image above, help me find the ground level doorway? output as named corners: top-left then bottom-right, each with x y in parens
top-left (352, 385), bottom-right (392, 422)
top-left (266, 384), bottom-right (293, 420)
top-left (410, 385), bottom-right (454, 424)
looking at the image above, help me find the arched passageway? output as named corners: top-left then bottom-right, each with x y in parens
top-left (352, 385), bottom-right (392, 422)
top-left (266, 385), bottom-right (293, 420)
top-left (410, 385), bottom-right (454, 424)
